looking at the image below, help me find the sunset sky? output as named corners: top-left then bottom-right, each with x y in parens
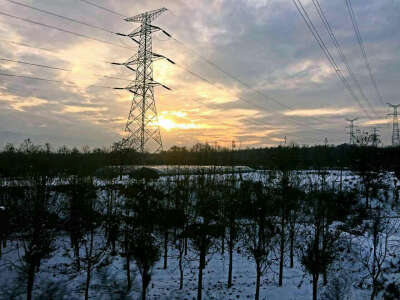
top-left (0, 0), bottom-right (399, 150)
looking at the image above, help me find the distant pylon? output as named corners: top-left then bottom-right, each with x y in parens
top-left (113, 8), bottom-right (174, 153)
top-left (346, 118), bottom-right (358, 144)
top-left (370, 127), bottom-right (380, 147)
top-left (387, 103), bottom-right (400, 146)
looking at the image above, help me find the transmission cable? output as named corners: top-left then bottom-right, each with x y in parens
top-left (0, 57), bottom-right (131, 81)
top-left (345, 0), bottom-right (385, 106)
top-left (0, 10), bottom-right (134, 50)
top-left (74, 0), bottom-right (332, 121)
top-left (0, 37), bottom-right (128, 69)
top-left (73, 0), bottom-right (354, 132)
top-left (3, 0), bottom-right (115, 34)
top-left (75, 0), bottom-right (367, 127)
top-left (0, 72), bottom-right (116, 89)
top-left (79, 0), bottom-right (127, 18)
top-left (174, 63), bottom-right (339, 135)
top-left (293, 0), bottom-right (373, 119)
top-left (312, 0), bottom-right (378, 115)
top-left (2, 1), bottom-right (339, 136)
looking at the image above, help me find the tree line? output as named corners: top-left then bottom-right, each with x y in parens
top-left (1, 139), bottom-right (400, 178)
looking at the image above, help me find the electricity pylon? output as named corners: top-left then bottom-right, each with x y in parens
top-left (370, 127), bottom-right (381, 147)
top-left (114, 8), bottom-right (174, 153)
top-left (346, 118), bottom-right (358, 144)
top-left (387, 103), bottom-right (400, 146)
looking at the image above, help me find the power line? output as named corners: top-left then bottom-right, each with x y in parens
top-left (0, 38), bottom-right (55, 53)
top-left (1, 68), bottom-right (325, 141)
top-left (311, 0), bottom-right (378, 116)
top-left (75, 0), bottom-right (354, 136)
top-left (73, 0), bottom-right (374, 127)
top-left (2, 39), bottom-right (287, 125)
top-left (166, 37), bottom-right (341, 128)
top-left (0, 71), bottom-right (116, 89)
top-left (0, 10), bottom-right (134, 50)
top-left (169, 34), bottom-right (353, 127)
top-left (79, 0), bottom-right (127, 18)
top-left (293, 0), bottom-right (373, 119)
top-left (0, 3), bottom-right (336, 144)
top-left (3, 0), bottom-right (115, 34)
top-left (172, 37), bottom-right (295, 112)
top-left (0, 57), bottom-right (69, 71)
top-left (0, 37), bottom-right (125, 68)
top-left (345, 0), bottom-right (385, 106)
top-left (0, 1), bottom-right (339, 139)
top-left (174, 63), bottom-right (340, 136)
top-left (0, 57), bottom-right (131, 81)
top-left (73, 0), bottom-right (335, 125)
top-left (162, 93), bottom-right (276, 130)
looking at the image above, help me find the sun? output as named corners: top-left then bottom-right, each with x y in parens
top-left (158, 116), bottom-right (176, 131)
top-left (155, 113), bottom-right (202, 131)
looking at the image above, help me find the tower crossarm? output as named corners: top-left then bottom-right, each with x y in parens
top-left (387, 103), bottom-right (400, 109)
top-left (118, 81), bottom-right (171, 92)
top-left (111, 52), bottom-right (174, 69)
top-left (126, 24), bottom-right (170, 39)
top-left (124, 8), bottom-right (168, 23)
top-left (151, 52), bottom-right (175, 64)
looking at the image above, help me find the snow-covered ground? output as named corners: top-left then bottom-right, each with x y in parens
top-left (0, 231), bottom-right (381, 300)
top-left (0, 169), bottom-right (399, 299)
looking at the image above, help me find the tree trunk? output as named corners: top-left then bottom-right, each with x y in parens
top-left (111, 239), bottom-right (116, 256)
top-left (163, 231), bottom-right (168, 269)
top-left (84, 264), bottom-right (91, 300)
top-left (289, 224), bottom-right (294, 268)
top-left (228, 232), bottom-right (233, 288)
top-left (126, 254), bottom-right (131, 290)
top-left (141, 275), bottom-right (147, 300)
top-left (312, 273), bottom-right (319, 300)
top-left (184, 238), bottom-right (188, 256)
top-left (74, 242), bottom-right (80, 271)
top-left (197, 263), bottom-right (203, 300)
top-left (279, 215), bottom-right (285, 286)
top-left (340, 167), bottom-right (343, 192)
top-left (26, 263), bottom-right (35, 300)
top-left (179, 252), bottom-right (184, 289)
top-left (255, 262), bottom-right (261, 300)
top-left (197, 249), bottom-right (205, 300)
top-left (322, 222), bottom-right (328, 286)
top-left (221, 229), bottom-right (225, 255)
top-left (370, 283), bottom-right (377, 300)
top-left (370, 221), bottom-right (378, 300)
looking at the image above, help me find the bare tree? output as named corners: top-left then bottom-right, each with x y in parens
top-left (241, 181), bottom-right (277, 300)
top-left (358, 212), bottom-right (398, 300)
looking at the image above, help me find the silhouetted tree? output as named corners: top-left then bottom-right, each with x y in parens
top-left (241, 181), bottom-right (277, 300)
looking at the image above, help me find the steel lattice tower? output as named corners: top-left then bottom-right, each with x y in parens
top-left (346, 118), bottom-right (358, 144)
top-left (387, 103), bottom-right (400, 146)
top-left (370, 127), bottom-right (380, 147)
top-left (114, 8), bottom-right (174, 153)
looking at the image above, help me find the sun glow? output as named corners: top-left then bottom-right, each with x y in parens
top-left (154, 111), bottom-right (211, 131)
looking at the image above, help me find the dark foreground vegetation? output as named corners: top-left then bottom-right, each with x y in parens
top-left (0, 140), bottom-right (400, 300)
